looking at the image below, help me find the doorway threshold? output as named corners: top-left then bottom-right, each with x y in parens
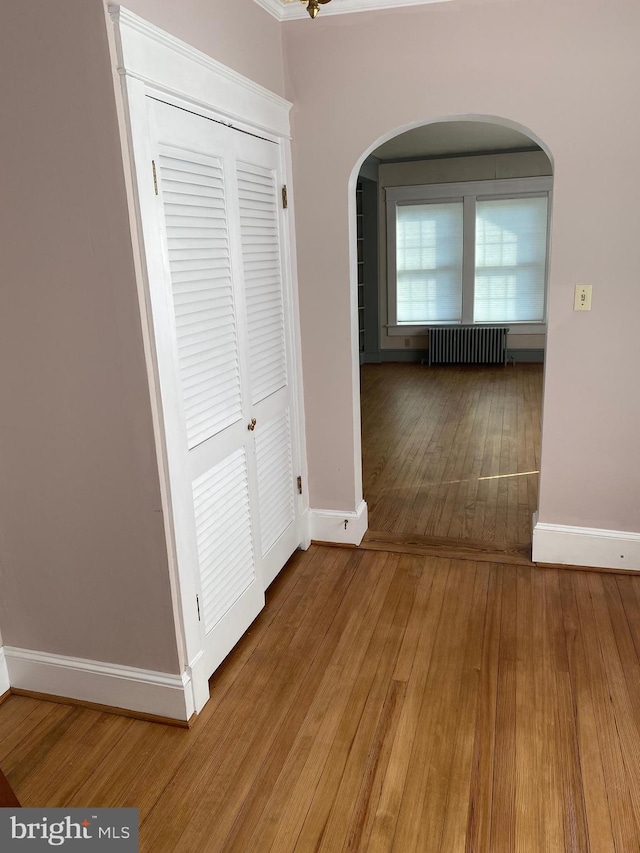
top-left (359, 530), bottom-right (533, 566)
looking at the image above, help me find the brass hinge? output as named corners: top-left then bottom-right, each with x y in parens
top-left (282, 185), bottom-right (288, 209)
top-left (196, 594), bottom-right (201, 621)
top-left (297, 475), bottom-right (302, 495)
top-left (152, 160), bottom-right (158, 196)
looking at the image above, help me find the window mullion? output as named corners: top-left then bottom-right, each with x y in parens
top-left (387, 196), bottom-right (398, 326)
top-left (461, 194), bottom-right (476, 324)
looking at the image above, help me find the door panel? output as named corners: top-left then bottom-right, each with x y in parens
top-left (237, 160), bottom-right (288, 405)
top-left (255, 409), bottom-right (295, 557)
top-left (233, 134), bottom-right (299, 586)
top-left (192, 447), bottom-right (256, 635)
top-left (158, 146), bottom-right (242, 449)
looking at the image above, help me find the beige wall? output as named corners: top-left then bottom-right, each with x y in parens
top-left (0, 0), bottom-right (180, 669)
top-left (284, 0), bottom-right (640, 531)
top-left (377, 151), bottom-right (552, 351)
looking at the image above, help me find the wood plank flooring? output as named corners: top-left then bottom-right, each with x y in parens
top-left (361, 363), bottom-right (543, 546)
top-left (2, 544), bottom-right (640, 850)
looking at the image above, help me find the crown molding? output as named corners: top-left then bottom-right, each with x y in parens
top-left (254, 0), bottom-right (455, 22)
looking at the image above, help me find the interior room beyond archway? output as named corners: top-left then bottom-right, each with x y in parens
top-left (356, 119), bottom-right (552, 559)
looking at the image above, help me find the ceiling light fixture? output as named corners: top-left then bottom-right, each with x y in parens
top-left (285, 0), bottom-right (332, 19)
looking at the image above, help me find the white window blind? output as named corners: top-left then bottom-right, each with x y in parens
top-left (474, 196), bottom-right (548, 323)
top-left (396, 202), bottom-right (463, 323)
top-left (387, 178), bottom-right (551, 330)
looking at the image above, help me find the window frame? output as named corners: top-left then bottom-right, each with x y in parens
top-left (386, 176), bottom-right (553, 335)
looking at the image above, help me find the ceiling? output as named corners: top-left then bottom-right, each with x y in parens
top-left (371, 122), bottom-right (542, 162)
top-left (253, 0), bottom-right (455, 21)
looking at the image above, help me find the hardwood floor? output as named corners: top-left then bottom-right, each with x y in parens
top-left (2, 544), bottom-right (640, 851)
top-left (361, 363), bottom-right (543, 547)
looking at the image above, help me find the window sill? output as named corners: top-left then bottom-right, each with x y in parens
top-left (386, 323), bottom-right (547, 336)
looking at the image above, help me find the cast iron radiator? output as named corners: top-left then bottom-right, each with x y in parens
top-left (426, 326), bottom-right (509, 367)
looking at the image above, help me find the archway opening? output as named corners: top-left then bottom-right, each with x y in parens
top-left (352, 117), bottom-right (553, 554)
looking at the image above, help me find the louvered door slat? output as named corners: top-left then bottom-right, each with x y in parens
top-left (255, 411), bottom-right (294, 556)
top-left (174, 301), bottom-right (233, 321)
top-left (158, 146), bottom-right (242, 449)
top-left (197, 511), bottom-right (252, 565)
top-left (175, 315), bottom-right (236, 338)
top-left (252, 363), bottom-right (287, 393)
top-left (166, 229), bottom-right (227, 241)
top-left (163, 190), bottom-right (226, 205)
top-left (238, 174), bottom-right (275, 190)
top-left (174, 303), bottom-right (234, 323)
top-left (176, 324), bottom-right (235, 353)
top-left (179, 338), bottom-right (236, 374)
top-left (183, 375), bottom-right (240, 418)
top-left (180, 356), bottom-right (238, 390)
top-left (250, 343), bottom-right (285, 368)
top-left (169, 240), bottom-right (228, 253)
top-left (244, 288), bottom-right (281, 304)
top-left (252, 347), bottom-right (284, 374)
top-left (196, 516), bottom-right (251, 567)
top-left (237, 161), bottom-right (287, 405)
top-left (244, 277), bottom-right (281, 293)
top-left (161, 157), bottom-right (225, 179)
top-left (171, 254), bottom-right (231, 269)
top-left (165, 217), bottom-right (228, 232)
top-left (249, 340), bottom-right (284, 366)
top-left (163, 180), bottom-right (225, 196)
top-left (244, 262), bottom-right (279, 275)
top-left (171, 256), bottom-right (230, 272)
top-left (247, 311), bottom-right (281, 333)
top-left (245, 272), bottom-right (281, 284)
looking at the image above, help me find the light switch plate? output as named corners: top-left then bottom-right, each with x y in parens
top-left (574, 284), bottom-right (592, 311)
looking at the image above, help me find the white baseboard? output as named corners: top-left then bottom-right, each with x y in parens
top-left (299, 510), bottom-right (312, 550)
top-left (532, 521), bottom-right (640, 571)
top-left (186, 650), bottom-right (210, 716)
top-left (0, 648), bottom-right (10, 696)
top-left (4, 647), bottom-right (192, 721)
top-left (309, 500), bottom-right (368, 546)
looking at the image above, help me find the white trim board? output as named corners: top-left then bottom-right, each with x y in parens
top-left (309, 500), bottom-right (368, 546)
top-left (0, 648), bottom-right (9, 697)
top-left (109, 7), bottom-right (292, 138)
top-left (4, 647), bottom-right (194, 721)
top-left (254, 0), bottom-right (455, 22)
top-left (532, 522), bottom-right (640, 572)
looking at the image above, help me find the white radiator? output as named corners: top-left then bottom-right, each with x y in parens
top-left (426, 326), bottom-right (509, 366)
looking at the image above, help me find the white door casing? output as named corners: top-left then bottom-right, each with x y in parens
top-left (109, 7), bottom-right (308, 716)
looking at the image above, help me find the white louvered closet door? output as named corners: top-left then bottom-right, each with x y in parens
top-left (234, 136), bottom-right (299, 587)
top-left (147, 98), bottom-right (299, 680)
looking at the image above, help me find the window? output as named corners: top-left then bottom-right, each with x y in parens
top-left (387, 178), bottom-right (552, 330)
top-left (396, 202), bottom-right (463, 323)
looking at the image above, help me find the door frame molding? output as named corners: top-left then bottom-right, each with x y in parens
top-left (108, 6), bottom-right (308, 714)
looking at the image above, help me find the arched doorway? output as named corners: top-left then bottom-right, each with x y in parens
top-left (351, 116), bottom-right (554, 557)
